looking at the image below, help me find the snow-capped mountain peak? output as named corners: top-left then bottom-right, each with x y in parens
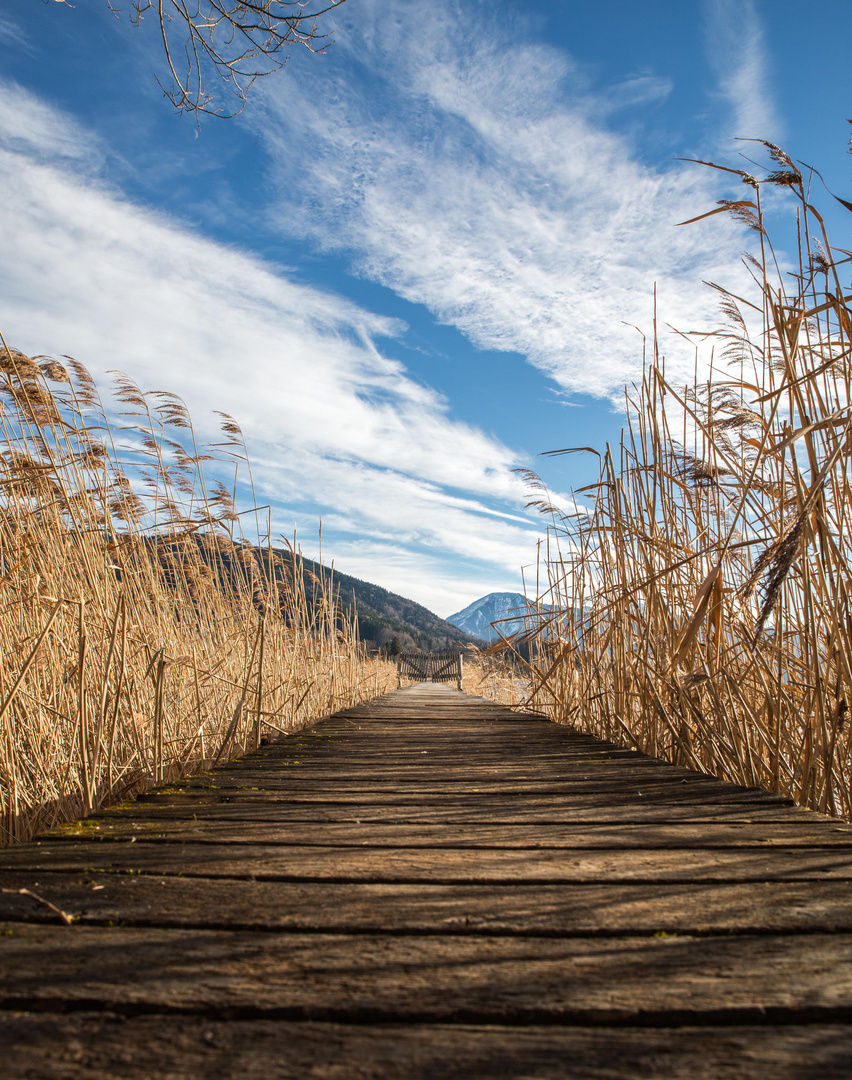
top-left (445, 592), bottom-right (537, 642)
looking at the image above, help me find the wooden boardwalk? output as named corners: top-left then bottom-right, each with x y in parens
top-left (2, 682), bottom-right (852, 1077)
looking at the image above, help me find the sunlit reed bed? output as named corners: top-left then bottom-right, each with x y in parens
top-left (517, 142), bottom-right (852, 819)
top-left (0, 345), bottom-right (396, 845)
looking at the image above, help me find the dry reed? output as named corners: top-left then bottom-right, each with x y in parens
top-left (517, 143), bottom-right (852, 818)
top-left (0, 343), bottom-right (396, 845)
top-left (461, 651), bottom-right (531, 706)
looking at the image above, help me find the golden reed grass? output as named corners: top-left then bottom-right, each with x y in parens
top-left (513, 142), bottom-right (852, 818)
top-left (461, 653), bottom-right (532, 706)
top-left (0, 344), bottom-right (396, 845)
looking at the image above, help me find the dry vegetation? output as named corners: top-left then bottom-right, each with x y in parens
top-left (0, 345), bottom-right (396, 846)
top-left (461, 652), bottom-right (531, 706)
top-left (515, 143), bottom-right (852, 818)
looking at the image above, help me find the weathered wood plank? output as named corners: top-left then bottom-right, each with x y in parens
top-left (163, 774), bottom-right (786, 792)
top-left (3, 926), bottom-right (852, 1025)
top-left (94, 800), bottom-right (823, 825)
top-left (3, 874), bottom-right (852, 935)
top-left (177, 769), bottom-right (775, 789)
top-left (3, 1016), bottom-right (850, 1080)
top-left (6, 840), bottom-right (852, 881)
top-left (40, 818), bottom-right (852, 848)
top-left (125, 789), bottom-right (788, 811)
top-left (198, 762), bottom-right (714, 779)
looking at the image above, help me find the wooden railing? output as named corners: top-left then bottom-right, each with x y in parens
top-left (397, 650), bottom-right (462, 690)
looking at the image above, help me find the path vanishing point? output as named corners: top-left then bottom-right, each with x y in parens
top-left (2, 683), bottom-right (852, 1077)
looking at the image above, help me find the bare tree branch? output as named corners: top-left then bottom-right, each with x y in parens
top-left (108, 1), bottom-right (346, 117)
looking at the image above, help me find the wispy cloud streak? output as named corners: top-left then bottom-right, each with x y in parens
top-left (0, 15), bottom-right (30, 51)
top-left (705, 0), bottom-right (782, 145)
top-left (257, 1), bottom-right (756, 401)
top-left (0, 80), bottom-right (543, 612)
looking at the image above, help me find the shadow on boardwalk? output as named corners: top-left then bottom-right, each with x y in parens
top-left (2, 684), bottom-right (852, 1077)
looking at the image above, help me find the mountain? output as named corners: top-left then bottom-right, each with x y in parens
top-left (446, 592), bottom-right (539, 642)
top-left (298, 558), bottom-right (486, 653)
top-left (179, 537), bottom-right (485, 653)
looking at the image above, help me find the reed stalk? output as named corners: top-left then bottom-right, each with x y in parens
top-left (0, 347), bottom-right (396, 845)
top-left (518, 143), bottom-right (852, 818)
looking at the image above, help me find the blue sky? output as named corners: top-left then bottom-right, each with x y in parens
top-left (0, 0), bottom-right (850, 615)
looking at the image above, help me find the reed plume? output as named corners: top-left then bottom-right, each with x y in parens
top-left (0, 344), bottom-right (396, 845)
top-left (516, 144), bottom-right (852, 818)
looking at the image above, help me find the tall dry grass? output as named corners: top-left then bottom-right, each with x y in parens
top-left (519, 143), bottom-right (852, 818)
top-left (0, 342), bottom-right (396, 845)
top-left (461, 651), bottom-right (532, 706)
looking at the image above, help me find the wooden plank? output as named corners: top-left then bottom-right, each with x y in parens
top-left (187, 764), bottom-right (767, 784)
top-left (125, 787), bottom-right (788, 809)
top-left (3, 925), bottom-right (852, 1024)
top-left (3, 1015), bottom-right (851, 1080)
top-left (171, 760), bottom-right (781, 781)
top-left (136, 781), bottom-right (790, 801)
top-left (40, 818), bottom-right (852, 848)
top-left (3, 873), bottom-right (852, 935)
top-left (206, 755), bottom-right (707, 772)
top-left (7, 840), bottom-right (852, 882)
top-left (226, 753), bottom-right (662, 769)
top-left (190, 741), bottom-right (669, 756)
top-left (94, 800), bottom-right (822, 825)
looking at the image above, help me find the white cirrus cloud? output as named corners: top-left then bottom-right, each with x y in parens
top-left (256, 0), bottom-right (763, 402)
top-left (705, 0), bottom-right (783, 146)
top-left (0, 14), bottom-right (30, 51)
top-left (0, 78), bottom-right (95, 161)
top-left (0, 80), bottom-right (546, 613)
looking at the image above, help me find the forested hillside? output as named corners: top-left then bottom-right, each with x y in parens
top-left (299, 558), bottom-right (486, 652)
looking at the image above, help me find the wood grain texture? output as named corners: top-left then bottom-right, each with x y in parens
top-left (3, 1017), bottom-right (851, 1080)
top-left (4, 874), bottom-right (852, 934)
top-left (6, 839), bottom-right (852, 881)
top-left (3, 924), bottom-right (852, 1024)
top-left (1, 682), bottom-right (851, 1076)
top-left (36, 818), bottom-right (852, 847)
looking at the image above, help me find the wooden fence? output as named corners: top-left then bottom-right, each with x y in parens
top-left (397, 650), bottom-right (463, 690)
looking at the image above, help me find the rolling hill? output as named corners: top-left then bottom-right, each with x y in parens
top-left (299, 558), bottom-right (486, 652)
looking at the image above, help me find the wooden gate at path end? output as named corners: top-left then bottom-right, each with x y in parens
top-left (397, 650), bottom-right (463, 690)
